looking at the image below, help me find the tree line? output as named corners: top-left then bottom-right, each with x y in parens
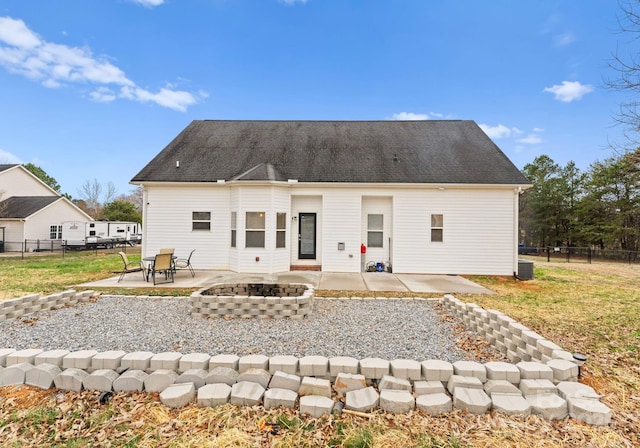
top-left (519, 149), bottom-right (640, 251)
top-left (23, 163), bottom-right (142, 223)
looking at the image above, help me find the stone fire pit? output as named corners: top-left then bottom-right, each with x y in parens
top-left (189, 283), bottom-right (314, 319)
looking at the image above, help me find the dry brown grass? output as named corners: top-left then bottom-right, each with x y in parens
top-left (464, 260), bottom-right (640, 446)
top-left (0, 260), bottom-right (638, 447)
top-left (0, 385), bottom-right (634, 447)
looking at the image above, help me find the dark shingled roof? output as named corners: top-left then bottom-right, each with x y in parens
top-left (131, 120), bottom-right (530, 185)
top-left (0, 196), bottom-right (61, 219)
top-left (0, 164), bottom-right (18, 173)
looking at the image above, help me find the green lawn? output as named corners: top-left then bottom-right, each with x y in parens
top-left (0, 249), bottom-right (194, 299)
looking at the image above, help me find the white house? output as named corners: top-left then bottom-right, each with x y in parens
top-left (0, 164), bottom-right (92, 251)
top-left (131, 120), bottom-right (530, 275)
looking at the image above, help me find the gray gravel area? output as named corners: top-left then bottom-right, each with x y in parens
top-left (0, 295), bottom-right (469, 362)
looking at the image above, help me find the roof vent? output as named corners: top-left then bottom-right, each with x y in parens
top-left (176, 161), bottom-right (180, 168)
top-left (392, 154), bottom-right (398, 162)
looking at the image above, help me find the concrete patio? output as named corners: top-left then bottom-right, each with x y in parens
top-left (79, 269), bottom-right (494, 294)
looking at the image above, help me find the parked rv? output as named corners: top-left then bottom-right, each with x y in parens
top-left (62, 221), bottom-right (141, 249)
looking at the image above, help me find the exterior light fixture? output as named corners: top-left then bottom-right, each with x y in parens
top-left (572, 353), bottom-right (587, 377)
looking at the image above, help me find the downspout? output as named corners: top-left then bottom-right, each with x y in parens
top-left (513, 187), bottom-right (520, 277)
top-left (142, 187), bottom-right (148, 258)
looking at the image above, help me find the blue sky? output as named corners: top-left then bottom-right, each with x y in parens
top-left (0, 0), bottom-right (632, 198)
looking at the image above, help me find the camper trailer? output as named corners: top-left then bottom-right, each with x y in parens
top-left (62, 221), bottom-right (141, 249)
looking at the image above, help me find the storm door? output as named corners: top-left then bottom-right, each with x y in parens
top-left (298, 213), bottom-right (317, 259)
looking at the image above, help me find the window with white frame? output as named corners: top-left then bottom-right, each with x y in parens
top-left (431, 214), bottom-right (443, 242)
top-left (367, 214), bottom-right (384, 248)
top-left (50, 225), bottom-right (62, 239)
top-left (276, 212), bottom-right (286, 248)
top-left (246, 212), bottom-right (265, 248)
top-left (192, 211), bottom-right (211, 231)
top-left (230, 212), bottom-right (237, 248)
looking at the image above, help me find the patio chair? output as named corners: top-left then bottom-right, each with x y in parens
top-left (174, 249), bottom-right (196, 277)
top-left (150, 252), bottom-right (174, 285)
top-left (159, 248), bottom-right (174, 254)
top-left (118, 251), bottom-right (145, 283)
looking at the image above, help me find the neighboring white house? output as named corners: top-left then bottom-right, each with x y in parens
top-left (131, 120), bottom-right (531, 275)
top-left (0, 164), bottom-right (92, 252)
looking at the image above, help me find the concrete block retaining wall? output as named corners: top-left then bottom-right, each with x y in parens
top-left (189, 283), bottom-right (314, 319)
top-left (0, 292), bottom-right (611, 425)
top-left (441, 295), bottom-right (579, 366)
top-left (0, 290), bottom-right (97, 322)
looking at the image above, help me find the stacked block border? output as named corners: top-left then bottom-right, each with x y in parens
top-left (0, 292), bottom-right (611, 425)
top-left (441, 295), bottom-right (579, 366)
top-left (189, 283), bottom-right (314, 319)
top-left (0, 349), bottom-right (611, 425)
top-left (0, 290), bottom-right (97, 322)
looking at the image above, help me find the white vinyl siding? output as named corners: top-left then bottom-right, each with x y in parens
top-left (393, 188), bottom-right (516, 275)
top-left (141, 183), bottom-right (518, 275)
top-left (25, 200), bottom-right (89, 242)
top-left (0, 199), bottom-right (89, 251)
top-left (0, 166), bottom-right (56, 197)
top-left (322, 191), bottom-right (361, 272)
top-left (143, 185), bottom-right (230, 270)
top-left (234, 185), bottom-right (290, 273)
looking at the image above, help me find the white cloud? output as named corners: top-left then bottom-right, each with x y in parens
top-left (555, 32), bottom-right (576, 47)
top-left (121, 86), bottom-right (199, 112)
top-left (0, 16), bottom-right (204, 111)
top-left (517, 133), bottom-right (543, 145)
top-left (391, 112), bottom-right (429, 121)
top-left (131, 0), bottom-right (165, 7)
top-left (479, 123), bottom-right (516, 139)
top-left (479, 124), bottom-right (543, 145)
top-left (0, 148), bottom-right (22, 164)
top-left (90, 87), bottom-right (116, 103)
top-left (0, 17), bottom-right (40, 48)
top-left (544, 80), bottom-right (593, 102)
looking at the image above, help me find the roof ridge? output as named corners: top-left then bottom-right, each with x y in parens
top-left (199, 119), bottom-right (469, 123)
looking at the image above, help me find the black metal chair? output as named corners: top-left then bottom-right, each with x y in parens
top-left (174, 249), bottom-right (196, 277)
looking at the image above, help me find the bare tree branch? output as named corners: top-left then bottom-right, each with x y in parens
top-left (76, 179), bottom-right (120, 218)
top-left (606, 0), bottom-right (640, 154)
